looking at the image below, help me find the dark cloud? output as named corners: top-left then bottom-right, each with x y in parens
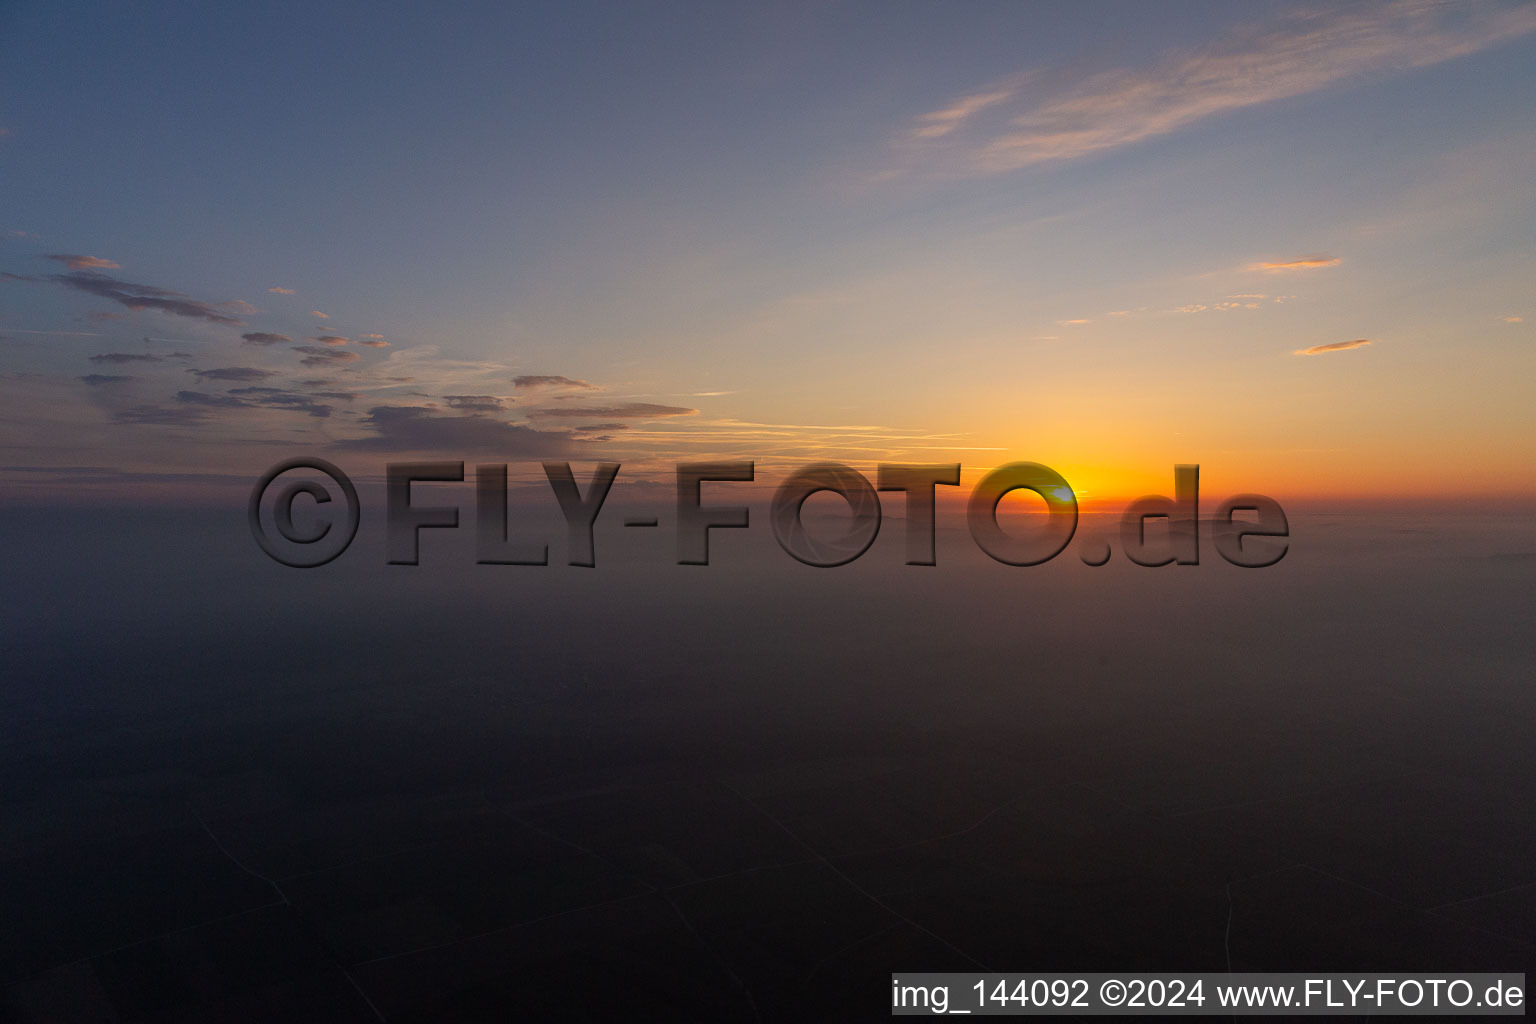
top-left (0, 465), bottom-right (120, 476)
top-left (513, 374), bottom-right (597, 390)
top-left (340, 406), bottom-right (571, 455)
top-left (569, 422), bottom-right (630, 443)
top-left (241, 332), bottom-right (293, 346)
top-left (79, 374), bottom-right (135, 386)
top-left (112, 404), bottom-right (210, 426)
top-left (232, 386), bottom-right (355, 401)
top-left (228, 385), bottom-right (345, 417)
top-left (17, 270), bottom-right (247, 324)
top-left (89, 352), bottom-right (162, 364)
top-left (527, 402), bottom-right (697, 420)
top-left (0, 465), bottom-right (265, 485)
top-left (176, 390), bottom-right (249, 409)
top-left (291, 345), bottom-right (361, 367)
top-left (247, 394), bottom-right (333, 417)
top-left (172, 388), bottom-right (334, 418)
top-left (44, 254), bottom-right (120, 270)
top-left (188, 366), bottom-right (278, 382)
top-left (443, 394), bottom-right (506, 412)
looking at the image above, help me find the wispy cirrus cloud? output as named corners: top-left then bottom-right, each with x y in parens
top-left (898, 0), bottom-right (1536, 175)
top-left (268, 286), bottom-right (294, 294)
top-left (1295, 338), bottom-right (1372, 356)
top-left (112, 404), bottom-right (210, 426)
top-left (909, 86), bottom-right (1019, 140)
top-left (526, 402), bottom-right (697, 420)
top-left (89, 352), bottom-right (162, 364)
top-left (44, 254), bottom-right (120, 270)
top-left (241, 332), bottom-right (293, 346)
top-left (188, 366), bottom-right (278, 382)
top-left (312, 334), bottom-right (350, 346)
top-left (1172, 298), bottom-right (1266, 313)
top-left (1248, 256), bottom-right (1342, 272)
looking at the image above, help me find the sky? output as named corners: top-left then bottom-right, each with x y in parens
top-left (1, 0), bottom-right (1533, 507)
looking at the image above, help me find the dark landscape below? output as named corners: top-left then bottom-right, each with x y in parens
top-left (2, 503), bottom-right (1532, 1021)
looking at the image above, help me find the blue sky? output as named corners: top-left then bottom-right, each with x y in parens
top-left (2, 0), bottom-right (1533, 501)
